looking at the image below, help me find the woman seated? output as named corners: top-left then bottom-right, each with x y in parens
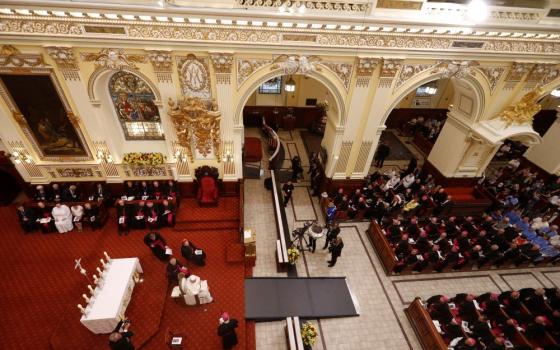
top-left (144, 232), bottom-right (169, 261)
top-left (181, 239), bottom-right (206, 266)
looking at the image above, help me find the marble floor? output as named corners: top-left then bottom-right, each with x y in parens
top-left (244, 129), bottom-right (560, 350)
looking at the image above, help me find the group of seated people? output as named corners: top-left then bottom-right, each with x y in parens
top-left (404, 116), bottom-right (444, 142)
top-left (33, 182), bottom-right (112, 204)
top-left (325, 165), bottom-right (452, 222)
top-left (120, 180), bottom-right (180, 202)
top-left (482, 164), bottom-right (560, 218)
top-left (494, 141), bottom-right (528, 161)
top-left (384, 209), bottom-right (560, 274)
top-left (115, 198), bottom-right (176, 234)
top-left (17, 201), bottom-right (103, 234)
top-left (426, 288), bottom-right (560, 349)
top-left (143, 232), bottom-right (212, 305)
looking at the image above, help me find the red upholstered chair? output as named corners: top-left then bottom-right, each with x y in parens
top-left (197, 176), bottom-right (218, 206)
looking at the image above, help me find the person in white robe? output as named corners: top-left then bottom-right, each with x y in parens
top-left (52, 203), bottom-right (73, 233)
top-left (179, 274), bottom-right (213, 306)
top-left (71, 204), bottom-right (84, 232)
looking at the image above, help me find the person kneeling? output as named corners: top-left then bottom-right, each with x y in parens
top-left (181, 239), bottom-right (206, 266)
top-left (143, 232), bottom-right (170, 261)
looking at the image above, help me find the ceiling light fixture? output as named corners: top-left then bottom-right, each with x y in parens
top-left (551, 89), bottom-right (560, 98)
top-left (466, 0), bottom-right (488, 23)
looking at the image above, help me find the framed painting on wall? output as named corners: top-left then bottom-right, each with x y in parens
top-left (0, 72), bottom-right (91, 160)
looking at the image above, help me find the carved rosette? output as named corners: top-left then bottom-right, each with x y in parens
top-left (477, 67), bottom-right (506, 94)
top-left (146, 50), bottom-right (173, 83)
top-left (236, 59), bottom-right (272, 87)
top-left (209, 52), bottom-right (234, 85)
top-left (356, 57), bottom-right (379, 87)
top-left (168, 96), bottom-right (221, 162)
top-left (320, 61), bottom-right (353, 90)
top-left (80, 48), bottom-right (146, 70)
top-left (378, 59), bottom-right (403, 88)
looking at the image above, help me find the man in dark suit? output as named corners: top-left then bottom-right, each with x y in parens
top-left (323, 222), bottom-right (340, 249)
top-left (108, 319), bottom-right (134, 350)
top-left (374, 141), bottom-right (390, 168)
top-left (63, 185), bottom-right (80, 202)
top-left (16, 205), bottom-right (36, 233)
top-left (84, 202), bottom-right (101, 230)
top-left (328, 236), bottom-right (344, 267)
top-left (282, 181), bottom-right (294, 207)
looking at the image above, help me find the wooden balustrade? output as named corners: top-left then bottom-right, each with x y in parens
top-left (404, 298), bottom-right (447, 350)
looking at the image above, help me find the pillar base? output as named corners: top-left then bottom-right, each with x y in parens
top-left (422, 160), bottom-right (480, 188)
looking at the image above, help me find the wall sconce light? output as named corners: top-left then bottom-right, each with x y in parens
top-left (222, 150), bottom-right (233, 163)
top-left (10, 151), bottom-right (32, 164)
top-left (96, 149), bottom-right (113, 163)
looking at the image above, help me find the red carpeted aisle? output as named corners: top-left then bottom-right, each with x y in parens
top-left (0, 197), bottom-right (249, 350)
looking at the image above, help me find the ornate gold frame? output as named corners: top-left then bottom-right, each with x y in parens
top-left (0, 67), bottom-right (93, 161)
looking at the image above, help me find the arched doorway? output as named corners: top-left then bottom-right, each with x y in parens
top-left (240, 73), bottom-right (338, 186)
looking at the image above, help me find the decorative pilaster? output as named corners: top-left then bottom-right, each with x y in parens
top-left (355, 57), bottom-right (379, 87)
top-left (378, 59), bottom-right (403, 88)
top-left (7, 140), bottom-right (43, 178)
top-left (93, 141), bottom-right (118, 177)
top-left (44, 46), bottom-right (80, 81)
top-left (146, 50), bottom-right (173, 83)
top-left (172, 141), bottom-right (191, 177)
top-left (210, 52), bottom-right (234, 85)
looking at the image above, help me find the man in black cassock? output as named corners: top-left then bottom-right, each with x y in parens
top-left (217, 312), bottom-right (239, 350)
top-left (143, 232), bottom-right (168, 261)
top-left (181, 239), bottom-right (206, 266)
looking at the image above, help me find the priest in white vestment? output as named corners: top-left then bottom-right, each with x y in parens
top-left (180, 274), bottom-right (213, 305)
top-left (52, 203), bottom-right (73, 233)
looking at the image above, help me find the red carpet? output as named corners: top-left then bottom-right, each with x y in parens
top-left (0, 197), bottom-right (249, 350)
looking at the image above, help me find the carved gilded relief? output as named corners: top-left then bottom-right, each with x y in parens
top-left (168, 97), bottom-right (221, 162)
top-left (80, 48), bottom-right (146, 70)
top-left (177, 54), bottom-right (211, 100)
top-left (496, 87), bottom-right (543, 126)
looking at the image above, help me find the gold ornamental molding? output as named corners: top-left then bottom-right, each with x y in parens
top-left (209, 52), bottom-right (234, 85)
top-left (271, 55), bottom-right (322, 75)
top-left (1, 17), bottom-right (559, 57)
top-left (394, 63), bottom-right (433, 90)
top-left (237, 0), bottom-right (370, 12)
top-left (505, 62), bottom-right (535, 82)
top-left (0, 45), bottom-right (44, 68)
top-left (476, 66), bottom-right (506, 94)
top-left (168, 96), bottom-right (222, 162)
top-left (320, 61), bottom-right (353, 90)
top-left (379, 59), bottom-right (403, 88)
top-left (146, 50), bottom-right (173, 83)
top-left (356, 57), bottom-right (379, 87)
top-left (176, 54), bottom-right (212, 100)
top-left (44, 46), bottom-right (80, 81)
top-left (526, 63), bottom-right (560, 86)
top-left (495, 87), bottom-right (543, 127)
top-left (80, 48), bottom-right (146, 70)
top-left (236, 58), bottom-right (272, 87)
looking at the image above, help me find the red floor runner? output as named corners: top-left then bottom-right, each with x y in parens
top-left (176, 197), bottom-right (240, 222)
top-left (0, 198), bottom-right (248, 350)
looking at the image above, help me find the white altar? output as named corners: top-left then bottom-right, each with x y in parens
top-left (80, 258), bottom-right (142, 334)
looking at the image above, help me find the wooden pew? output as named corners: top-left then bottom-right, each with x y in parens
top-left (405, 298), bottom-right (447, 350)
top-left (366, 220), bottom-right (398, 274)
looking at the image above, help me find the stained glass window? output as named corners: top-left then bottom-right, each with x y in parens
top-left (109, 71), bottom-right (164, 140)
top-left (258, 77), bottom-right (282, 94)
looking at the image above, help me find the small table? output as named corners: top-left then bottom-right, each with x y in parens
top-left (80, 258), bottom-right (143, 334)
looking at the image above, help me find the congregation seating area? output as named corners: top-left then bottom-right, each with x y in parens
top-left (406, 288), bottom-right (560, 350)
top-left (368, 209), bottom-right (560, 275)
top-left (321, 168), bottom-right (492, 223)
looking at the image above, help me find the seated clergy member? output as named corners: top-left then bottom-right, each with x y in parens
top-left (92, 183), bottom-right (112, 205)
top-left (16, 205), bottom-right (36, 233)
top-left (165, 180), bottom-right (179, 200)
top-left (70, 203), bottom-right (84, 232)
top-left (34, 185), bottom-right (49, 202)
top-left (144, 201), bottom-right (160, 230)
top-left (52, 202), bottom-right (73, 233)
top-left (160, 199), bottom-right (175, 227)
top-left (132, 201), bottom-right (146, 230)
top-left (51, 183), bottom-right (63, 202)
top-left (137, 181), bottom-right (151, 200)
top-left (83, 202), bottom-right (100, 230)
top-left (181, 239), bottom-right (206, 266)
top-left (35, 202), bottom-right (55, 233)
top-left (124, 181), bottom-right (136, 200)
top-left (166, 257), bottom-right (189, 281)
top-left (179, 273), bottom-right (213, 305)
top-left (143, 232), bottom-right (169, 261)
top-left (116, 199), bottom-right (129, 235)
top-left (152, 181), bottom-right (163, 200)
top-left (64, 184), bottom-right (81, 202)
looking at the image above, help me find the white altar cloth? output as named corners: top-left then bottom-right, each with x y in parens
top-left (80, 258), bottom-right (142, 334)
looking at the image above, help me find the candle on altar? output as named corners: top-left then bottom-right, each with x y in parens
top-left (100, 258), bottom-right (106, 268)
top-left (103, 251), bottom-right (111, 262)
top-left (93, 274), bottom-right (98, 282)
top-left (87, 285), bottom-right (94, 294)
top-left (77, 304), bottom-right (86, 314)
top-left (96, 267), bottom-right (102, 275)
top-left (82, 294), bottom-right (90, 303)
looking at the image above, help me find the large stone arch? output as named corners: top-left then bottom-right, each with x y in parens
top-left (379, 68), bottom-right (487, 127)
top-left (234, 64), bottom-right (347, 128)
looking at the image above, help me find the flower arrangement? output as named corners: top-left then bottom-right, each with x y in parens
top-left (301, 321), bottom-right (318, 346)
top-left (316, 100), bottom-right (329, 114)
top-left (123, 152), bottom-right (166, 166)
top-left (287, 246), bottom-right (300, 265)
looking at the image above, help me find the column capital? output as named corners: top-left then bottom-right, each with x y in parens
top-left (145, 50), bottom-right (173, 83)
top-left (209, 52), bottom-right (234, 74)
top-left (355, 56), bottom-right (380, 87)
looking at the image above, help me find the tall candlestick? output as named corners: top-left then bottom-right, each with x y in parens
top-left (100, 258), bottom-right (106, 268)
top-left (82, 294), bottom-right (90, 303)
top-left (93, 274), bottom-right (98, 282)
top-left (103, 251), bottom-right (111, 262)
top-left (87, 285), bottom-right (94, 294)
top-left (77, 304), bottom-right (86, 314)
top-left (96, 267), bottom-right (102, 275)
